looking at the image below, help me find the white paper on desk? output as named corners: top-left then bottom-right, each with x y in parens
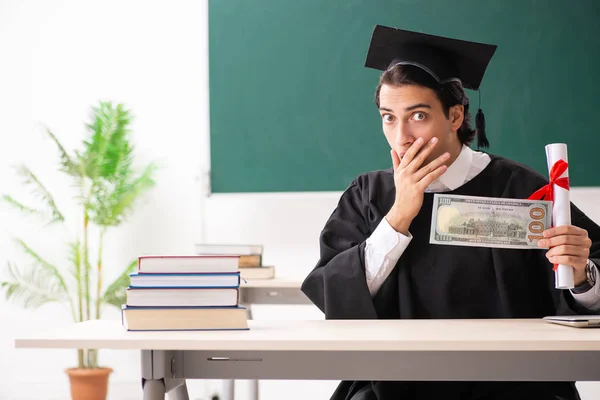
top-left (545, 143), bottom-right (574, 289)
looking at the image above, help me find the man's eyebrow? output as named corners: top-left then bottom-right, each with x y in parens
top-left (378, 103), bottom-right (432, 113)
top-left (404, 103), bottom-right (432, 112)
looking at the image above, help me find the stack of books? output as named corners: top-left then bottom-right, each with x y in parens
top-left (195, 243), bottom-right (275, 280)
top-left (121, 255), bottom-right (249, 331)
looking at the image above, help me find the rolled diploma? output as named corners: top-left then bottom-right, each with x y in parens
top-left (545, 143), bottom-right (574, 289)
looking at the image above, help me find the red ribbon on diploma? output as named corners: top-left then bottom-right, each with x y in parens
top-left (528, 159), bottom-right (570, 271)
top-left (528, 159), bottom-right (570, 202)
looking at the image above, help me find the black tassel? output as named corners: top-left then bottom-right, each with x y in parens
top-left (476, 108), bottom-right (489, 148)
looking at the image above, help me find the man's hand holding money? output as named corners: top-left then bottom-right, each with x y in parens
top-left (539, 226), bottom-right (592, 286)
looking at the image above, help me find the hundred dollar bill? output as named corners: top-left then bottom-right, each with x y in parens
top-left (430, 194), bottom-right (553, 249)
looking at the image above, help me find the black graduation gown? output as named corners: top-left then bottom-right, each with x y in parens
top-left (301, 154), bottom-right (600, 400)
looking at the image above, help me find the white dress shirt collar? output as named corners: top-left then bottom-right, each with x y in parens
top-left (427, 145), bottom-right (474, 192)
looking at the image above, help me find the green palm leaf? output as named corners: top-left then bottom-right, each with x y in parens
top-left (43, 126), bottom-right (81, 177)
top-left (14, 239), bottom-right (73, 310)
top-left (82, 102), bottom-right (158, 226)
top-left (66, 240), bottom-right (84, 323)
top-left (1, 195), bottom-right (48, 219)
top-left (91, 162), bottom-right (158, 226)
top-left (84, 102), bottom-right (132, 180)
top-left (101, 259), bottom-right (136, 309)
top-left (99, 103), bottom-right (133, 179)
top-left (13, 164), bottom-right (65, 223)
top-left (1, 261), bottom-right (68, 309)
top-left (67, 240), bottom-right (82, 281)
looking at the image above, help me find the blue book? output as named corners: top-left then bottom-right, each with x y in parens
top-left (129, 272), bottom-right (240, 288)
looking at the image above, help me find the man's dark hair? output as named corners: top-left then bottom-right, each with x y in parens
top-left (374, 64), bottom-right (477, 146)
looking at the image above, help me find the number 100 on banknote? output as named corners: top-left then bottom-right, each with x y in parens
top-left (430, 194), bottom-right (553, 250)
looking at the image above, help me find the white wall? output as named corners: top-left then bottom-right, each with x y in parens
top-left (0, 1), bottom-right (211, 399)
top-left (1, 1), bottom-right (599, 400)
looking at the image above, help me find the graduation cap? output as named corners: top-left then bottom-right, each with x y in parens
top-left (365, 25), bottom-right (497, 148)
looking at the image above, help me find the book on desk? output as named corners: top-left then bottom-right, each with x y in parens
top-left (122, 255), bottom-right (249, 331)
top-left (194, 243), bottom-right (276, 279)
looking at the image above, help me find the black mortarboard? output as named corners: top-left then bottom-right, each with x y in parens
top-left (365, 25), bottom-right (497, 148)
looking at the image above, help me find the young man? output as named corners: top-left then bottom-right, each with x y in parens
top-left (301, 25), bottom-right (600, 400)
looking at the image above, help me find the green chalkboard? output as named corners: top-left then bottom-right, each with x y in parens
top-left (209, 0), bottom-right (600, 193)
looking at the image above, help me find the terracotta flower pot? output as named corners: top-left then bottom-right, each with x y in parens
top-left (65, 367), bottom-right (113, 400)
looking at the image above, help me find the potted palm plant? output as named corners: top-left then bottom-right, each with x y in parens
top-left (1, 101), bottom-right (158, 400)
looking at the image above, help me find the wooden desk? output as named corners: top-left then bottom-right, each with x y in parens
top-left (15, 319), bottom-right (600, 400)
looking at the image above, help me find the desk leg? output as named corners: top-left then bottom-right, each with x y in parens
top-left (142, 350), bottom-right (165, 400)
top-left (142, 350), bottom-right (189, 400)
top-left (222, 380), bottom-right (235, 400)
top-left (249, 379), bottom-right (259, 400)
top-left (143, 379), bottom-right (166, 400)
top-left (245, 304), bottom-right (259, 400)
top-left (142, 379), bottom-right (189, 400)
top-left (168, 381), bottom-right (190, 400)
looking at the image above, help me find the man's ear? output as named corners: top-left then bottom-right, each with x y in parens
top-left (449, 104), bottom-right (465, 132)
